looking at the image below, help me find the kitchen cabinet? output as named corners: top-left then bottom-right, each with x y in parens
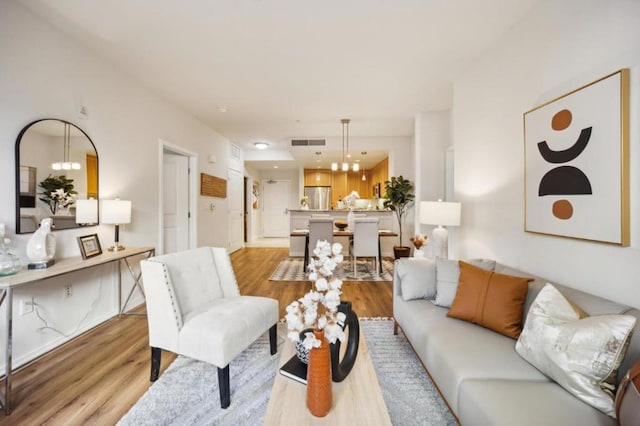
top-left (304, 169), bottom-right (332, 186)
top-left (331, 172), bottom-right (347, 207)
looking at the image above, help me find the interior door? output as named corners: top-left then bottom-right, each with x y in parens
top-left (228, 168), bottom-right (244, 252)
top-left (263, 179), bottom-right (290, 237)
top-left (163, 153), bottom-right (190, 253)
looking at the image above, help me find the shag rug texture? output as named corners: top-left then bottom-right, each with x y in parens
top-left (118, 319), bottom-right (456, 426)
top-left (268, 257), bottom-right (394, 282)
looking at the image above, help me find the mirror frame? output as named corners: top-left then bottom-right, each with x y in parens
top-left (15, 118), bottom-right (99, 234)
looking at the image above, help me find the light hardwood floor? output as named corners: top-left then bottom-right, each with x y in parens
top-left (0, 247), bottom-right (393, 425)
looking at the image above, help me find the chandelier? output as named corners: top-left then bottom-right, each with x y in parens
top-left (331, 119), bottom-right (359, 172)
top-left (51, 122), bottom-right (81, 170)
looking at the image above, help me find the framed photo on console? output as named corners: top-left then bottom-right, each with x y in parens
top-left (77, 234), bottom-right (102, 259)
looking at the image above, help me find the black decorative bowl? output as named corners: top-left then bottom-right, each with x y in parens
top-left (335, 221), bottom-right (348, 230)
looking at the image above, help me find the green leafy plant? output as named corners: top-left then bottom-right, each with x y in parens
top-left (38, 175), bottom-right (77, 215)
top-left (383, 175), bottom-right (415, 247)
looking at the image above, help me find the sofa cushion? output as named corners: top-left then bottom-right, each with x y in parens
top-left (424, 315), bottom-right (549, 412)
top-left (447, 261), bottom-right (531, 338)
top-left (458, 380), bottom-right (615, 426)
top-left (432, 258), bottom-right (496, 308)
top-left (396, 258), bottom-right (437, 301)
top-left (515, 284), bottom-right (636, 417)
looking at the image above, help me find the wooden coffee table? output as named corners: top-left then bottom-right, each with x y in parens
top-left (263, 328), bottom-right (391, 425)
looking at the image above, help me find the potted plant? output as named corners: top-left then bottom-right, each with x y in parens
top-left (38, 175), bottom-right (77, 215)
top-left (383, 175), bottom-right (415, 259)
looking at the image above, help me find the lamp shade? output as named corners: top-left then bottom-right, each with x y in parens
top-left (420, 201), bottom-right (461, 227)
top-left (102, 199), bottom-right (131, 224)
top-left (75, 198), bottom-right (98, 224)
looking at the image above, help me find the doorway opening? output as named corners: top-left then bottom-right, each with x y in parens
top-left (158, 140), bottom-right (198, 255)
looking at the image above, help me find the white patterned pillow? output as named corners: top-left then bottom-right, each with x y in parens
top-left (515, 284), bottom-right (636, 417)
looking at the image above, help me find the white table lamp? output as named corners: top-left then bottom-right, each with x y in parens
top-left (420, 200), bottom-right (461, 259)
top-left (102, 199), bottom-right (132, 251)
top-left (75, 198), bottom-right (98, 225)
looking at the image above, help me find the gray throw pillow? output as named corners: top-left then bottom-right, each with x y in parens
top-left (397, 258), bottom-right (437, 301)
top-left (432, 258), bottom-right (496, 308)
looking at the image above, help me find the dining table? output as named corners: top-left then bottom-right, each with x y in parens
top-left (290, 228), bottom-right (398, 273)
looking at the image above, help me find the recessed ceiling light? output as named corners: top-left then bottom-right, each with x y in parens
top-left (217, 106), bottom-right (228, 113)
top-left (254, 142), bottom-right (269, 150)
top-left (273, 165), bottom-right (279, 169)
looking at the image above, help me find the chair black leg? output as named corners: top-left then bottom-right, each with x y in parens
top-left (269, 324), bottom-right (277, 355)
top-left (150, 347), bottom-right (161, 382)
top-left (218, 365), bottom-right (230, 409)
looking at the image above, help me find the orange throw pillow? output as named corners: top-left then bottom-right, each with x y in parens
top-left (447, 261), bottom-right (531, 339)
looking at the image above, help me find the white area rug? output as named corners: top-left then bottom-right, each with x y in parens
top-left (119, 320), bottom-right (455, 426)
top-left (269, 257), bottom-right (394, 282)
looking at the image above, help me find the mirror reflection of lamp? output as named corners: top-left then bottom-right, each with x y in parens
top-left (102, 199), bottom-right (131, 251)
top-left (420, 200), bottom-right (461, 259)
top-left (75, 198), bottom-right (98, 225)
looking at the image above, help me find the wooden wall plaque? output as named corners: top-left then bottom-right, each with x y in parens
top-left (200, 173), bottom-right (227, 198)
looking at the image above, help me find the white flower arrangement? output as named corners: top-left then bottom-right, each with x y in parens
top-left (51, 188), bottom-right (76, 208)
top-left (342, 190), bottom-right (360, 209)
top-left (285, 240), bottom-right (347, 349)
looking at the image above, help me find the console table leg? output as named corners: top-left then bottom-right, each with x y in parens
top-left (0, 288), bottom-right (13, 414)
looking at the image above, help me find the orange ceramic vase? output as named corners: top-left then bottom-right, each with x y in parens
top-left (306, 330), bottom-right (332, 417)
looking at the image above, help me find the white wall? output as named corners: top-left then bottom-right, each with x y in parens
top-left (414, 111), bottom-right (451, 249)
top-left (0, 2), bottom-right (230, 368)
top-left (453, 0), bottom-right (640, 308)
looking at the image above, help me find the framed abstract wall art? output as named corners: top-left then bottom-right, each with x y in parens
top-left (524, 69), bottom-right (629, 246)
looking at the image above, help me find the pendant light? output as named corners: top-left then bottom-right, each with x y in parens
top-left (331, 119), bottom-right (359, 172)
top-left (51, 122), bottom-right (81, 171)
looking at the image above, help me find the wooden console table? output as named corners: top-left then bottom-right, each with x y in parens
top-left (0, 246), bottom-right (155, 414)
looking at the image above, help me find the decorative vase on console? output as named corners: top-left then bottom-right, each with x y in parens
top-left (0, 224), bottom-right (22, 276)
top-left (26, 218), bottom-right (56, 269)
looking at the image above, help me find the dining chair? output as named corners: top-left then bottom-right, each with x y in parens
top-left (140, 247), bottom-right (279, 409)
top-left (305, 218), bottom-right (335, 271)
top-left (351, 217), bottom-right (380, 278)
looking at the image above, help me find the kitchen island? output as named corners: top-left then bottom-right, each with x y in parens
top-left (289, 209), bottom-right (396, 257)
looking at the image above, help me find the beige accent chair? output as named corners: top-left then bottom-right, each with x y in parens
top-left (351, 217), bottom-right (380, 278)
top-left (140, 247), bottom-right (279, 409)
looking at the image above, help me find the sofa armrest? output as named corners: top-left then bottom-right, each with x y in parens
top-left (393, 259), bottom-right (404, 298)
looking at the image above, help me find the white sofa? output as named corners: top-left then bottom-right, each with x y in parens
top-left (393, 258), bottom-right (640, 426)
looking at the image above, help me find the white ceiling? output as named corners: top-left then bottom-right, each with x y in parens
top-left (19, 0), bottom-right (540, 169)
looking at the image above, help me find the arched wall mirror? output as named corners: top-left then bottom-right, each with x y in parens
top-left (15, 119), bottom-right (99, 234)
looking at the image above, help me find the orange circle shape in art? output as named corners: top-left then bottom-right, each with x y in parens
top-left (552, 199), bottom-right (573, 220)
top-left (551, 109), bottom-right (572, 131)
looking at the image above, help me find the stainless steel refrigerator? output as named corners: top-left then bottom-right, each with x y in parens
top-left (304, 186), bottom-right (332, 210)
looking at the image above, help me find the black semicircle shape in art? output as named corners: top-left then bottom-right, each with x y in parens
top-left (539, 165), bottom-right (592, 196)
top-left (537, 127), bottom-right (592, 164)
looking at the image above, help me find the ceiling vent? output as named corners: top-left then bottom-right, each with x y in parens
top-left (291, 139), bottom-right (326, 147)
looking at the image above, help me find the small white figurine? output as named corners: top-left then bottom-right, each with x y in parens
top-left (26, 218), bottom-right (56, 268)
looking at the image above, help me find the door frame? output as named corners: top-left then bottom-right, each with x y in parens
top-left (158, 139), bottom-right (198, 255)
